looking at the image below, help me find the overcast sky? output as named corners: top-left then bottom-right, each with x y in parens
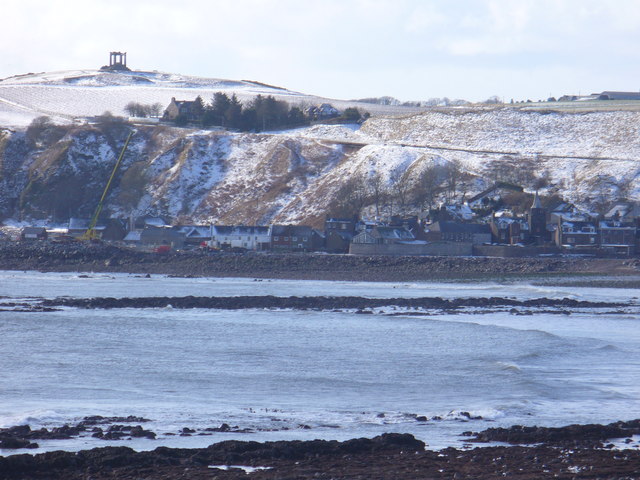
top-left (3, 0), bottom-right (640, 102)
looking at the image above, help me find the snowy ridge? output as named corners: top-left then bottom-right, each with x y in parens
top-left (1, 70), bottom-right (640, 224)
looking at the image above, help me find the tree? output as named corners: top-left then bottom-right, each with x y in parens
top-left (389, 168), bottom-right (411, 209)
top-left (342, 107), bottom-right (362, 122)
top-left (287, 106), bottom-right (307, 127)
top-left (193, 96), bottom-right (205, 122)
top-left (225, 94), bottom-right (243, 129)
top-left (124, 102), bottom-right (145, 117)
top-left (248, 95), bottom-right (289, 131)
top-left (444, 160), bottom-right (460, 202)
top-left (124, 102), bottom-right (163, 118)
top-left (330, 172), bottom-right (369, 219)
top-left (240, 107), bottom-right (257, 131)
top-left (26, 116), bottom-right (65, 146)
top-left (149, 103), bottom-right (163, 117)
top-left (413, 164), bottom-right (443, 212)
top-left (368, 171), bottom-right (387, 218)
top-left (209, 92), bottom-right (231, 126)
top-left (483, 95), bottom-right (501, 104)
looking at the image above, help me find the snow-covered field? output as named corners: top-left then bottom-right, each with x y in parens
top-left (0, 70), bottom-right (423, 127)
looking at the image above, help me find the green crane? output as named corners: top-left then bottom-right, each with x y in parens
top-left (81, 131), bottom-right (134, 241)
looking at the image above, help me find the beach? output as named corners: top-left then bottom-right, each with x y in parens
top-left (1, 245), bottom-right (640, 479)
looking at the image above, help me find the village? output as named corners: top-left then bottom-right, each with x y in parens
top-left (4, 53), bottom-right (640, 260)
top-left (13, 190), bottom-right (640, 258)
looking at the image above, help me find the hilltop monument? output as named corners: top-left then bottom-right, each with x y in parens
top-left (100, 51), bottom-right (131, 71)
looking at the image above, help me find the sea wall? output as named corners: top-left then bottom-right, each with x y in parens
top-left (349, 242), bottom-right (472, 256)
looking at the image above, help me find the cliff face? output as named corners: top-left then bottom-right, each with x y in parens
top-left (2, 107), bottom-right (640, 227)
top-left (0, 123), bottom-right (357, 227)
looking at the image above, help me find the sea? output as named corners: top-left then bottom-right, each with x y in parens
top-left (1, 270), bottom-right (639, 454)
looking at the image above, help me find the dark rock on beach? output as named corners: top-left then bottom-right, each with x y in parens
top-left (40, 294), bottom-right (628, 312)
top-left (470, 419), bottom-right (640, 447)
top-left (1, 429), bottom-right (640, 480)
top-left (0, 417), bottom-right (156, 449)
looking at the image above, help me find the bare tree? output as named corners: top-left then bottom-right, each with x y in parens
top-left (412, 164), bottom-right (444, 212)
top-left (330, 172), bottom-right (369, 219)
top-left (389, 168), bottom-right (412, 210)
top-left (444, 159), bottom-right (463, 202)
top-left (368, 171), bottom-right (387, 219)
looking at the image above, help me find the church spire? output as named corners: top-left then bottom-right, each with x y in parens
top-left (531, 191), bottom-right (542, 209)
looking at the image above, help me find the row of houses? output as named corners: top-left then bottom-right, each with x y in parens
top-left (349, 197), bottom-right (640, 256)
top-left (17, 197), bottom-right (640, 257)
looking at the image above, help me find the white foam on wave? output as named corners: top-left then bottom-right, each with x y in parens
top-left (495, 361), bottom-right (522, 372)
top-left (0, 409), bottom-right (63, 428)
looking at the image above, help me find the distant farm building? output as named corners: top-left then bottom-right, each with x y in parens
top-left (559, 90), bottom-right (640, 101)
top-left (162, 97), bottom-right (202, 123)
top-left (305, 103), bottom-right (339, 120)
top-left (595, 91), bottom-right (640, 101)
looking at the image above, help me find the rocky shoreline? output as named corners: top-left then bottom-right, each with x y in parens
top-left (3, 243), bottom-right (640, 478)
top-left (30, 294), bottom-right (630, 314)
top-left (1, 420), bottom-right (640, 479)
top-left (0, 242), bottom-right (639, 281)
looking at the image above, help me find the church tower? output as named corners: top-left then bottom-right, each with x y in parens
top-left (529, 191), bottom-right (546, 244)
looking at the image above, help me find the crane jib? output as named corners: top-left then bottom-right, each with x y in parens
top-left (81, 130), bottom-right (134, 241)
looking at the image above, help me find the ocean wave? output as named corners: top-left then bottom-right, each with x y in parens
top-left (0, 409), bottom-right (62, 428)
top-left (596, 344), bottom-right (620, 352)
top-left (495, 361), bottom-right (522, 372)
top-left (517, 352), bottom-right (542, 361)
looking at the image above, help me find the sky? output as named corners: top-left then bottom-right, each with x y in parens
top-left (3, 0), bottom-right (640, 102)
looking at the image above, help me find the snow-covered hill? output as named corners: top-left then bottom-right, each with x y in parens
top-left (1, 70), bottom-right (639, 226)
top-left (0, 69), bottom-right (424, 127)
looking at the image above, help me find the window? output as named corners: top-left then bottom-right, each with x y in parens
top-left (274, 236), bottom-right (279, 241)
top-left (284, 237), bottom-right (289, 241)
top-left (303, 237), bottom-right (308, 241)
top-left (292, 236), bottom-right (297, 241)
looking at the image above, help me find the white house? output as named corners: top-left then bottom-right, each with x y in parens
top-left (209, 225), bottom-right (271, 251)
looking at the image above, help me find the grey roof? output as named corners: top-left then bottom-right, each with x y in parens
top-left (179, 225), bottom-right (211, 238)
top-left (374, 226), bottom-right (415, 240)
top-left (561, 220), bottom-right (596, 229)
top-left (21, 226), bottom-right (47, 234)
top-left (597, 91), bottom-right (640, 100)
top-left (124, 231), bottom-right (141, 242)
top-left (599, 220), bottom-right (636, 229)
top-left (493, 217), bottom-right (529, 229)
top-left (271, 225), bottom-right (314, 236)
top-left (605, 203), bottom-right (640, 220)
